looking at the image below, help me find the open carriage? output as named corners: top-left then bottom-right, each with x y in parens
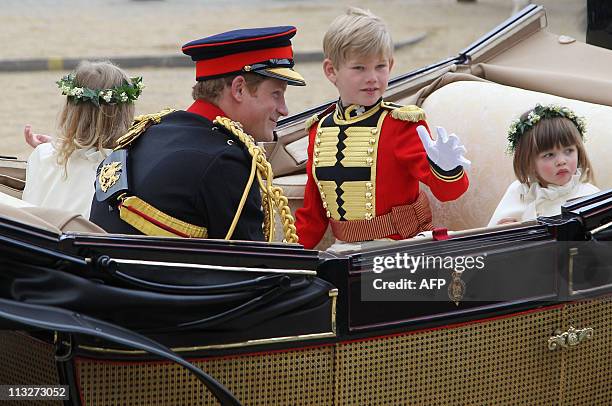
top-left (1, 5), bottom-right (611, 405)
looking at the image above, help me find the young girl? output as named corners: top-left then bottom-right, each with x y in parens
top-left (488, 104), bottom-right (599, 226)
top-left (22, 60), bottom-right (142, 218)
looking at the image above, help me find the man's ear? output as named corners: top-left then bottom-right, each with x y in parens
top-left (388, 57), bottom-right (395, 72)
top-left (322, 58), bottom-right (337, 84)
top-left (230, 75), bottom-right (247, 102)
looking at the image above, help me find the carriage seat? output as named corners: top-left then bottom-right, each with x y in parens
top-left (0, 201), bottom-right (106, 235)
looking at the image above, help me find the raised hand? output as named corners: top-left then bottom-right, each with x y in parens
top-left (416, 125), bottom-right (471, 171)
top-left (24, 125), bottom-right (52, 148)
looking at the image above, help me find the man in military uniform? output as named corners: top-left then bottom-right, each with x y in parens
top-left (89, 27), bottom-right (305, 241)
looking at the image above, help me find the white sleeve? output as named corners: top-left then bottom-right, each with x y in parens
top-left (487, 181), bottom-right (526, 227)
top-left (22, 143), bottom-right (53, 205)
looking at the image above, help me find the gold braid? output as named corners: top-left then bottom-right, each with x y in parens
top-left (213, 116), bottom-right (299, 244)
top-left (114, 108), bottom-right (176, 150)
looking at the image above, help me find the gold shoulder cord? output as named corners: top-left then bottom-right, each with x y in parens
top-left (114, 109), bottom-right (176, 150)
top-left (213, 116), bottom-right (299, 244)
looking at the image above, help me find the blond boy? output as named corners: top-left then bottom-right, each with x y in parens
top-left (295, 8), bottom-right (470, 248)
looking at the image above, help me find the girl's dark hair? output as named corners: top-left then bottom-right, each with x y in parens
top-left (513, 112), bottom-right (594, 185)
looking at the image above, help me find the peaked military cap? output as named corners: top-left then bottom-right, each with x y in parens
top-left (182, 26), bottom-right (306, 86)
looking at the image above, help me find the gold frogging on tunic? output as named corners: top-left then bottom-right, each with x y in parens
top-left (311, 105), bottom-right (388, 221)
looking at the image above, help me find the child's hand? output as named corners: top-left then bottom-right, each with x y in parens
top-left (24, 125), bottom-right (52, 148)
top-left (416, 125), bottom-right (471, 171)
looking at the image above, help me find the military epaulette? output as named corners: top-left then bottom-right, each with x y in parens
top-left (381, 101), bottom-right (427, 122)
top-left (114, 108), bottom-right (175, 150)
top-left (305, 103), bottom-right (336, 131)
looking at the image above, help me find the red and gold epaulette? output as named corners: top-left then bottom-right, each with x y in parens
top-left (381, 101), bottom-right (426, 122)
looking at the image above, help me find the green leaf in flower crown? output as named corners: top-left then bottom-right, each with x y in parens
top-left (506, 104), bottom-right (588, 153)
top-left (122, 86), bottom-right (135, 98)
top-left (82, 88), bottom-right (99, 106)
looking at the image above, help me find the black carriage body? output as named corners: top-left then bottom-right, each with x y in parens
top-left (587, 0), bottom-right (612, 50)
top-left (0, 190), bottom-right (611, 406)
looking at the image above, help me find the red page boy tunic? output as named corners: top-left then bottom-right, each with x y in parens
top-left (295, 100), bottom-right (469, 249)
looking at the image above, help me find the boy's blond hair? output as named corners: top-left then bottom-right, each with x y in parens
top-left (56, 61), bottom-right (135, 170)
top-left (323, 7), bottom-right (393, 67)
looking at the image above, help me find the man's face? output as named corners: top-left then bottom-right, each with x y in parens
top-left (239, 78), bottom-right (289, 142)
top-left (324, 54), bottom-right (393, 107)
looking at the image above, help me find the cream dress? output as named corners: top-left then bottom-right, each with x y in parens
top-left (488, 169), bottom-right (600, 227)
top-left (23, 143), bottom-right (110, 218)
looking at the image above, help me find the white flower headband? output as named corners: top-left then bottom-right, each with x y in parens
top-left (507, 104), bottom-right (586, 153)
top-left (57, 73), bottom-right (144, 107)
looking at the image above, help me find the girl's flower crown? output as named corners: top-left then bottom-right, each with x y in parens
top-left (57, 73), bottom-right (144, 106)
top-left (507, 104), bottom-right (587, 153)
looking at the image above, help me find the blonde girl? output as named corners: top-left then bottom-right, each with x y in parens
top-left (23, 60), bottom-right (142, 218)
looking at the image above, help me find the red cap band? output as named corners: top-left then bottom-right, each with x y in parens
top-left (195, 46), bottom-right (293, 79)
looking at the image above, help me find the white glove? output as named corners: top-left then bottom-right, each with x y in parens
top-left (416, 125), bottom-right (471, 171)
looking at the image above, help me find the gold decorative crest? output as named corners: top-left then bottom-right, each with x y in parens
top-left (98, 161), bottom-right (122, 192)
top-left (448, 271), bottom-right (466, 306)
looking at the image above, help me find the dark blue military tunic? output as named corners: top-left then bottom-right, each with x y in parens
top-left (89, 100), bottom-right (264, 241)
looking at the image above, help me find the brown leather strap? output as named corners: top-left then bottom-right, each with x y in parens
top-left (329, 191), bottom-right (433, 242)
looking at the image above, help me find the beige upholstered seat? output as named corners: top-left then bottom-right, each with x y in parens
top-left (273, 173), bottom-right (308, 200)
top-left (0, 202), bottom-right (106, 234)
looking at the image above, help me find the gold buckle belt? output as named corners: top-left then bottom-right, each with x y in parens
top-left (329, 191), bottom-right (433, 242)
